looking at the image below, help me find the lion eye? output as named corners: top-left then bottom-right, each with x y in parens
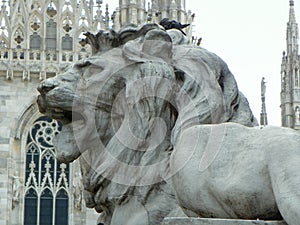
top-left (75, 60), bottom-right (92, 68)
top-left (59, 71), bottom-right (79, 82)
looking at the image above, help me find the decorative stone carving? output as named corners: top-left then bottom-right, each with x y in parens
top-left (12, 171), bottom-right (20, 208)
top-left (73, 172), bottom-right (83, 211)
top-left (36, 23), bottom-right (299, 225)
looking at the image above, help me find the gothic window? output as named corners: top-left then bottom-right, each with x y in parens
top-left (62, 17), bottom-right (73, 33)
top-left (13, 45), bottom-right (25, 59)
top-left (14, 28), bottom-right (24, 45)
top-left (295, 68), bottom-right (300, 87)
top-left (46, 2), bottom-right (57, 18)
top-left (30, 32), bottom-right (42, 50)
top-left (62, 16), bottom-right (73, 33)
top-left (62, 34), bottom-right (73, 51)
top-left (24, 188), bottom-right (38, 224)
top-left (46, 20), bottom-right (57, 50)
top-left (30, 15), bottom-right (41, 32)
top-left (0, 39), bottom-right (8, 59)
top-left (24, 116), bottom-right (69, 225)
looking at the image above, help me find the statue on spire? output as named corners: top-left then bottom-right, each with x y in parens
top-left (260, 77), bottom-right (268, 126)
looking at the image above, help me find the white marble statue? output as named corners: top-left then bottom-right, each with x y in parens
top-left (36, 23), bottom-right (299, 225)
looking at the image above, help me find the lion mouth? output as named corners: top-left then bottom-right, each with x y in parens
top-left (37, 94), bottom-right (84, 125)
top-left (37, 94), bottom-right (88, 163)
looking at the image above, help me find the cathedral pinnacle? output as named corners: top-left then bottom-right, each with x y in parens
top-left (288, 0), bottom-right (297, 24)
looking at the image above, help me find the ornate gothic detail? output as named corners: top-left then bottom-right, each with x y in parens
top-left (0, 0), bottom-right (194, 81)
top-left (24, 116), bottom-right (70, 225)
top-left (281, 1), bottom-right (300, 129)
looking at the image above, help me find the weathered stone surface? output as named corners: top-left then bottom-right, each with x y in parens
top-left (36, 23), bottom-right (300, 225)
top-left (162, 218), bottom-right (287, 225)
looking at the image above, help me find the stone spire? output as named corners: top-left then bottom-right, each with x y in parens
top-left (289, 0), bottom-right (295, 18)
top-left (260, 77), bottom-right (268, 126)
top-left (280, 0), bottom-right (300, 129)
top-left (110, 0), bottom-right (191, 39)
top-left (287, 0), bottom-right (298, 56)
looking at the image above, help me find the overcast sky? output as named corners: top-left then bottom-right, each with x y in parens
top-left (102, 0), bottom-right (297, 126)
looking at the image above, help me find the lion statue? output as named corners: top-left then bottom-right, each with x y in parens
top-left (36, 23), bottom-right (298, 225)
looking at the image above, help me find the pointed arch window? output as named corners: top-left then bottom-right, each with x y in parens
top-left (24, 116), bottom-right (69, 225)
top-left (62, 34), bottom-right (73, 51)
top-left (46, 20), bottom-right (57, 50)
top-left (0, 39), bottom-right (8, 59)
top-left (24, 188), bottom-right (38, 225)
top-left (295, 68), bottom-right (300, 87)
top-left (30, 32), bottom-right (42, 50)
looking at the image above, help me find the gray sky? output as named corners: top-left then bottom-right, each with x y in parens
top-left (103, 0), bottom-right (297, 126)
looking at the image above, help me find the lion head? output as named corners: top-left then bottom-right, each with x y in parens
top-left (37, 24), bottom-right (257, 224)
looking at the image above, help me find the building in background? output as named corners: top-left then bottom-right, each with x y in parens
top-left (281, 0), bottom-right (300, 129)
top-left (112, 0), bottom-right (193, 35)
top-left (0, 0), bottom-right (192, 224)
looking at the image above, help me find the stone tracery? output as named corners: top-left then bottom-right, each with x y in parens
top-left (24, 116), bottom-right (70, 225)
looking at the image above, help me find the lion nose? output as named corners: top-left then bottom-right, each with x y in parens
top-left (38, 78), bottom-right (57, 95)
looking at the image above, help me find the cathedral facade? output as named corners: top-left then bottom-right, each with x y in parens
top-left (0, 0), bottom-right (192, 224)
top-left (281, 0), bottom-right (300, 129)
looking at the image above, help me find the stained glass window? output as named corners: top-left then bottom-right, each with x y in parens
top-left (24, 116), bottom-right (69, 225)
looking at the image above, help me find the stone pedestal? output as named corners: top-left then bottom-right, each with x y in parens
top-left (162, 218), bottom-right (287, 225)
